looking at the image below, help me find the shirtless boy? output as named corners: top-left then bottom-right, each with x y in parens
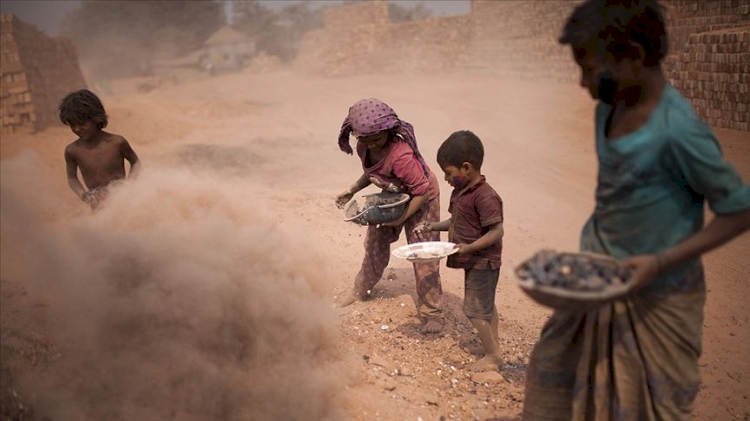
top-left (60, 89), bottom-right (141, 210)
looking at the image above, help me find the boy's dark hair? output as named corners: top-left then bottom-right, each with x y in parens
top-left (437, 130), bottom-right (484, 171)
top-left (58, 89), bottom-right (108, 129)
top-left (559, 0), bottom-right (668, 67)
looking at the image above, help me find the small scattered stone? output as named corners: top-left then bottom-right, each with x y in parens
top-left (368, 354), bottom-right (393, 372)
top-left (399, 367), bottom-right (413, 377)
top-left (424, 393), bottom-right (440, 405)
top-left (382, 379), bottom-right (397, 391)
top-left (470, 371), bottom-right (506, 384)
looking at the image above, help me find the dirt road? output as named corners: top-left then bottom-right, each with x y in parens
top-left (1, 70), bottom-right (748, 420)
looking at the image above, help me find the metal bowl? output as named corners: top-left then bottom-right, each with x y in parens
top-left (343, 192), bottom-right (410, 226)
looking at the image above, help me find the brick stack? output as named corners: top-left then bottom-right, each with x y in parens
top-left (294, 22), bottom-right (390, 77)
top-left (295, 3), bottom-right (473, 77)
top-left (663, 0), bottom-right (750, 72)
top-left (1, 14), bottom-right (87, 136)
top-left (292, 1), bottom-right (749, 131)
top-left (663, 0), bottom-right (750, 130)
top-left (384, 15), bottom-right (473, 74)
top-left (294, 1), bottom-right (388, 77)
top-left (670, 28), bottom-right (750, 131)
top-left (323, 0), bottom-right (389, 29)
top-left (294, 1), bottom-right (577, 81)
top-left (464, 0), bottom-right (579, 83)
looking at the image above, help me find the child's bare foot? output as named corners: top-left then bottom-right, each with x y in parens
top-left (421, 319), bottom-right (443, 334)
top-left (470, 355), bottom-right (503, 372)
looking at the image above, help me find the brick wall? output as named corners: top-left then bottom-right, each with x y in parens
top-left (385, 15), bottom-right (473, 73)
top-left (294, 22), bottom-right (389, 77)
top-left (294, 0), bottom-right (750, 131)
top-left (663, 1), bottom-right (750, 130)
top-left (323, 0), bottom-right (389, 29)
top-left (464, 0), bottom-right (579, 83)
top-left (669, 28), bottom-right (750, 131)
top-left (294, 3), bottom-right (472, 77)
top-left (294, 1), bottom-right (579, 80)
top-left (663, 0), bottom-right (750, 71)
top-left (1, 14), bottom-right (87, 135)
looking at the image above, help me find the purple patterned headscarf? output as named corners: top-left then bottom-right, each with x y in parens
top-left (338, 98), bottom-right (429, 174)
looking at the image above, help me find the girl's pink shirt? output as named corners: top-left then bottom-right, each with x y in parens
top-left (357, 140), bottom-right (439, 200)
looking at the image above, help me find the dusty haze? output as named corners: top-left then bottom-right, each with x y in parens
top-left (1, 1), bottom-right (749, 420)
top-left (1, 153), bottom-right (344, 420)
top-left (1, 67), bottom-right (748, 420)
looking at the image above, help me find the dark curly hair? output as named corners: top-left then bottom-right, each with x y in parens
top-left (559, 0), bottom-right (668, 67)
top-left (58, 89), bottom-right (108, 129)
top-left (437, 130), bottom-right (484, 171)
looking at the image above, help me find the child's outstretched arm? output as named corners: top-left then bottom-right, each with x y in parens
top-left (335, 173), bottom-right (371, 209)
top-left (624, 209), bottom-right (750, 289)
top-left (455, 222), bottom-right (504, 255)
top-left (64, 147), bottom-right (87, 200)
top-left (414, 219), bottom-right (450, 233)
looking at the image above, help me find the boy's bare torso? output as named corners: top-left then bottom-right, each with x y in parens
top-left (65, 132), bottom-right (127, 190)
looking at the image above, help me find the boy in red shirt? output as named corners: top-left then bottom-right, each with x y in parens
top-left (417, 130), bottom-right (505, 371)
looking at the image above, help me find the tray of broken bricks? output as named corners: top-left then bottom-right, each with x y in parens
top-left (514, 249), bottom-right (634, 310)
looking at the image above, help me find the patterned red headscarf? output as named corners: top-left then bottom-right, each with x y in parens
top-left (338, 98), bottom-right (429, 174)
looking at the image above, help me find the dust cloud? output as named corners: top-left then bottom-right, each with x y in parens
top-left (0, 152), bottom-right (344, 421)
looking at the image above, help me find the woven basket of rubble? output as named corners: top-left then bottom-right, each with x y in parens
top-left (514, 249), bottom-right (634, 310)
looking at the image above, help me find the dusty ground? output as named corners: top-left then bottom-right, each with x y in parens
top-left (1, 69), bottom-right (748, 420)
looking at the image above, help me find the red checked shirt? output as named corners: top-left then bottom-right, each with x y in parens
top-left (447, 176), bottom-right (504, 270)
top-left (357, 140), bottom-right (439, 200)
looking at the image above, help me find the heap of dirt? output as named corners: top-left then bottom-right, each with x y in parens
top-left (333, 268), bottom-right (534, 421)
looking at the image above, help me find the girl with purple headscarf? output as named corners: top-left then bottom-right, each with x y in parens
top-left (335, 98), bottom-right (444, 333)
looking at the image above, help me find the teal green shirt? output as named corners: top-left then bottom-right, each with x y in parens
top-left (580, 83), bottom-right (750, 288)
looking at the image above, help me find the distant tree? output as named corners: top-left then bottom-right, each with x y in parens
top-left (237, 2), bottom-right (323, 63)
top-left (232, 0), bottom-right (276, 38)
top-left (60, 0), bottom-right (223, 78)
top-left (388, 2), bottom-right (432, 23)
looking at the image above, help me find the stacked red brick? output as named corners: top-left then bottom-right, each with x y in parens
top-left (466, 0), bottom-right (579, 83)
top-left (384, 15), bottom-right (473, 74)
top-left (664, 1), bottom-right (750, 131)
top-left (294, 1), bottom-right (390, 77)
top-left (1, 14), bottom-right (87, 135)
top-left (294, 1), bottom-right (576, 80)
top-left (293, 1), bottom-right (750, 131)
top-left (294, 1), bottom-right (472, 77)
